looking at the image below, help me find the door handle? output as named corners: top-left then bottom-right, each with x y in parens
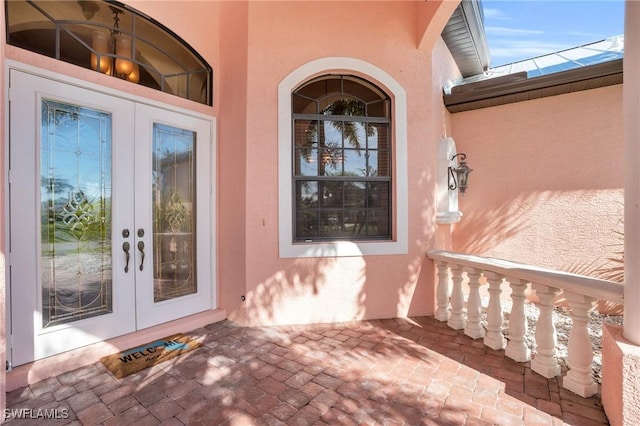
top-left (138, 241), bottom-right (145, 271)
top-left (122, 242), bottom-right (131, 273)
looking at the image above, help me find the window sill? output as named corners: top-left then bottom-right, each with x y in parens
top-left (279, 239), bottom-right (407, 258)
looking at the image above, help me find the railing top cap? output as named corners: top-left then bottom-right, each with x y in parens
top-left (427, 249), bottom-right (624, 304)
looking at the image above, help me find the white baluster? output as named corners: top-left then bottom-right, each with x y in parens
top-left (531, 284), bottom-right (561, 378)
top-left (447, 265), bottom-right (466, 330)
top-left (464, 268), bottom-right (484, 339)
top-left (505, 279), bottom-right (531, 362)
top-left (563, 291), bottom-right (598, 397)
top-left (435, 261), bottom-right (450, 321)
top-left (484, 272), bottom-right (506, 350)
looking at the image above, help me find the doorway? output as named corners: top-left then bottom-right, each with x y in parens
top-left (8, 69), bottom-right (214, 366)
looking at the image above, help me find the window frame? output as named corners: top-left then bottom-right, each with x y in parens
top-left (292, 76), bottom-right (392, 242)
top-left (278, 58), bottom-right (408, 258)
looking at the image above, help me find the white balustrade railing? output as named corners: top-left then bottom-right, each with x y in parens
top-left (427, 250), bottom-right (624, 398)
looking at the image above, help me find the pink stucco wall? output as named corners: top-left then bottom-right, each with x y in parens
top-left (602, 324), bottom-right (640, 426)
top-left (236, 1), bottom-right (458, 325)
top-left (450, 86), bottom-right (624, 282)
top-left (1, 0), bottom-right (462, 350)
top-left (120, 1), bottom-right (460, 326)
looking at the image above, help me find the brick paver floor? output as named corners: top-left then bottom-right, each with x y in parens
top-left (5, 317), bottom-right (609, 425)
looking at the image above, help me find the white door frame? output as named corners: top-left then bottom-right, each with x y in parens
top-left (4, 60), bottom-right (217, 367)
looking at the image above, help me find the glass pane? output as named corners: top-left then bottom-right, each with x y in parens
top-left (152, 123), bottom-right (197, 302)
top-left (6, 0), bottom-right (212, 105)
top-left (366, 209), bottom-right (390, 237)
top-left (296, 210), bottom-right (317, 239)
top-left (321, 121), bottom-right (343, 148)
top-left (319, 148), bottom-right (342, 175)
top-left (319, 209), bottom-right (343, 237)
top-left (343, 149), bottom-right (366, 176)
top-left (292, 93), bottom-right (317, 114)
top-left (41, 99), bottom-right (112, 328)
top-left (343, 76), bottom-right (387, 103)
top-left (344, 182), bottom-right (366, 208)
top-left (294, 120), bottom-right (320, 176)
top-left (322, 98), bottom-right (366, 116)
top-left (319, 181), bottom-right (343, 208)
top-left (295, 181), bottom-right (318, 238)
top-left (345, 209), bottom-right (366, 235)
top-left (188, 71), bottom-right (210, 106)
top-left (366, 151), bottom-right (378, 176)
top-left (366, 99), bottom-right (390, 118)
top-left (295, 148), bottom-right (318, 176)
top-left (295, 181), bottom-right (318, 206)
top-left (344, 122), bottom-right (366, 150)
top-left (294, 120), bottom-right (318, 147)
top-left (294, 76), bottom-right (341, 106)
top-left (368, 182), bottom-right (390, 208)
top-left (164, 74), bottom-right (188, 102)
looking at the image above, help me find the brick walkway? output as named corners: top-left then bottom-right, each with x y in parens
top-left (5, 317), bottom-right (609, 425)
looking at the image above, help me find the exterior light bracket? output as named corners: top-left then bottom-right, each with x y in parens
top-left (448, 153), bottom-right (473, 195)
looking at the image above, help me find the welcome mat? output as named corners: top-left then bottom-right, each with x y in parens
top-left (101, 333), bottom-right (202, 379)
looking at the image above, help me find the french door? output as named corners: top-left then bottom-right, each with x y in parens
top-left (8, 70), bottom-right (213, 366)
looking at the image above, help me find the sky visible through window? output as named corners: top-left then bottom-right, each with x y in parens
top-left (482, 0), bottom-right (625, 68)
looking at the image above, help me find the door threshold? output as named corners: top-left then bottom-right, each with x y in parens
top-left (7, 309), bottom-right (227, 392)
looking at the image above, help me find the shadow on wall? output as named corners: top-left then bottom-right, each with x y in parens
top-left (564, 199), bottom-right (624, 283)
top-left (455, 190), bottom-right (623, 275)
top-left (454, 192), bottom-right (541, 255)
top-left (455, 190), bottom-right (624, 315)
top-left (399, 181), bottom-right (439, 318)
top-left (244, 256), bottom-right (368, 326)
top-left (240, 166), bottom-right (440, 326)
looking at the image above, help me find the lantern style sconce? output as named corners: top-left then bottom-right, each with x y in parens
top-left (448, 153), bottom-right (473, 195)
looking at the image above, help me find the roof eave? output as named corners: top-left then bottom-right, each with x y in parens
top-left (441, 0), bottom-right (491, 77)
top-left (444, 58), bottom-right (623, 113)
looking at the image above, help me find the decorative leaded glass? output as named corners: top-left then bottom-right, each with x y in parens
top-left (152, 123), bottom-right (197, 302)
top-left (41, 99), bottom-right (112, 327)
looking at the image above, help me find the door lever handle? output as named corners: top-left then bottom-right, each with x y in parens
top-left (137, 241), bottom-right (145, 271)
top-left (122, 241), bottom-right (131, 273)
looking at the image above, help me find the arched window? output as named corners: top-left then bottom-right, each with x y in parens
top-left (292, 75), bottom-right (391, 241)
top-left (5, 0), bottom-right (212, 105)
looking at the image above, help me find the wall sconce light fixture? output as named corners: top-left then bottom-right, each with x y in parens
top-left (448, 153), bottom-right (473, 195)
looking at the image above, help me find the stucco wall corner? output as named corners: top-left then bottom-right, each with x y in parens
top-left (602, 323), bottom-right (640, 426)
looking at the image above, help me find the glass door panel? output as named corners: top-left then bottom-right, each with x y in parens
top-left (9, 69), bottom-right (136, 366)
top-left (41, 100), bottom-right (113, 327)
top-left (134, 103), bottom-right (212, 330)
top-left (152, 123), bottom-right (196, 302)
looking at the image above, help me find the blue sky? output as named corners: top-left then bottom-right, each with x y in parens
top-left (482, 1), bottom-right (625, 67)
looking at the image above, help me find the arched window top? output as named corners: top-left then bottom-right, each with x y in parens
top-left (5, 0), bottom-right (212, 105)
top-left (293, 75), bottom-right (390, 118)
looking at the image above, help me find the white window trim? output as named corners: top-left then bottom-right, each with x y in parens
top-left (278, 57), bottom-right (408, 258)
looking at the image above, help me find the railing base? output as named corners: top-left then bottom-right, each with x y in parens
top-left (464, 326), bottom-right (484, 340)
top-left (505, 346), bottom-right (531, 363)
top-left (563, 377), bottom-right (599, 398)
top-left (531, 359), bottom-right (561, 378)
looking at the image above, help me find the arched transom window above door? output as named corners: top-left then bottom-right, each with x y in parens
top-left (5, 0), bottom-right (212, 105)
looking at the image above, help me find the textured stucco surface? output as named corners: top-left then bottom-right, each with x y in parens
top-left (451, 85), bottom-right (624, 282)
top-left (602, 324), bottom-right (640, 426)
